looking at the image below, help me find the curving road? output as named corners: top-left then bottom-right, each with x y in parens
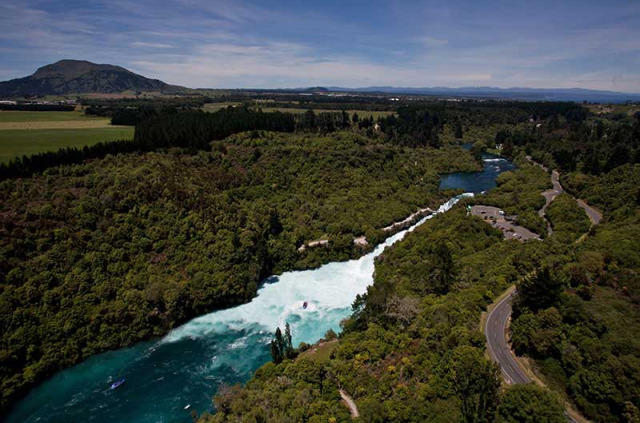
top-left (576, 199), bottom-right (602, 226)
top-left (539, 170), bottom-right (564, 235)
top-left (485, 289), bottom-right (531, 385)
top-left (486, 289), bottom-right (581, 423)
top-left (529, 159), bottom-right (603, 231)
top-left (487, 157), bottom-right (595, 423)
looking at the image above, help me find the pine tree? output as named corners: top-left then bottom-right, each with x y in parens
top-left (270, 339), bottom-right (282, 364)
top-left (284, 323), bottom-right (294, 359)
top-left (431, 240), bottom-right (455, 294)
top-left (455, 120), bottom-right (464, 139)
top-left (270, 324), bottom-right (295, 363)
top-left (270, 327), bottom-right (285, 364)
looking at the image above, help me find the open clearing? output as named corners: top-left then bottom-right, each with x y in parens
top-left (0, 110), bottom-right (134, 163)
top-left (0, 121), bottom-right (121, 130)
top-left (0, 110), bottom-right (114, 130)
top-left (0, 110), bottom-right (104, 122)
top-left (0, 127), bottom-right (134, 163)
top-left (202, 102), bottom-right (243, 112)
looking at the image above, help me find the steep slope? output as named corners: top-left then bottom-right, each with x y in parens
top-left (0, 60), bottom-right (170, 96)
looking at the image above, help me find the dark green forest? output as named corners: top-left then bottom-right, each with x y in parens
top-left (1, 98), bottom-right (639, 421)
top-left (0, 130), bottom-right (476, 413)
top-left (198, 102), bottom-right (639, 422)
top-left (200, 205), bottom-right (568, 423)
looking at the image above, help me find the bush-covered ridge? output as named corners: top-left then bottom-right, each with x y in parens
top-left (200, 206), bottom-right (567, 422)
top-left (0, 131), bottom-right (477, 413)
top-left (200, 138), bottom-right (639, 422)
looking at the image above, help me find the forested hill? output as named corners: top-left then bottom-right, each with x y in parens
top-left (0, 60), bottom-right (171, 97)
top-left (0, 130), bottom-right (478, 414)
top-left (199, 102), bottom-right (640, 423)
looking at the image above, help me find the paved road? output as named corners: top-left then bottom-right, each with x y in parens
top-left (576, 199), bottom-right (602, 225)
top-left (486, 159), bottom-right (596, 423)
top-left (539, 170), bottom-right (563, 235)
top-left (534, 165), bottom-right (602, 232)
top-left (486, 290), bottom-right (582, 423)
top-left (485, 290), bottom-right (531, 384)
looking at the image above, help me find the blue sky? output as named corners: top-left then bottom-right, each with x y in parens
top-left (1, 0), bottom-right (639, 92)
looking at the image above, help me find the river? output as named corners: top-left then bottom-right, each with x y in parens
top-left (6, 152), bottom-right (515, 423)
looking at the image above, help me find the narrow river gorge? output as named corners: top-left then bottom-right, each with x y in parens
top-left (7, 152), bottom-right (516, 423)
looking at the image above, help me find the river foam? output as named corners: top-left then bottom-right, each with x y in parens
top-left (161, 194), bottom-right (471, 347)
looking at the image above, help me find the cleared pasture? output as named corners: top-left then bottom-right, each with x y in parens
top-left (0, 110), bottom-right (103, 122)
top-left (0, 127), bottom-right (134, 163)
top-left (0, 110), bottom-right (134, 163)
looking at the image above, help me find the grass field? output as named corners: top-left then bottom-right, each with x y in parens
top-left (0, 110), bottom-right (105, 122)
top-left (0, 111), bottom-right (115, 130)
top-left (202, 102), bottom-right (242, 112)
top-left (0, 111), bottom-right (134, 163)
top-left (298, 340), bottom-right (339, 363)
top-left (0, 128), bottom-right (135, 163)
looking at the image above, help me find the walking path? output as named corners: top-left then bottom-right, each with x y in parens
top-left (381, 206), bottom-right (433, 232)
top-left (339, 389), bottom-right (360, 418)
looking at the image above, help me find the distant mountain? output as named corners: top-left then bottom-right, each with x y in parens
top-left (325, 86), bottom-right (640, 103)
top-left (303, 86), bottom-right (329, 93)
top-left (0, 60), bottom-right (173, 97)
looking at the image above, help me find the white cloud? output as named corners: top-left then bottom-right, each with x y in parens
top-left (1, 0), bottom-right (639, 92)
top-left (131, 41), bottom-right (493, 88)
top-left (418, 37), bottom-right (449, 47)
top-left (131, 41), bottom-right (173, 49)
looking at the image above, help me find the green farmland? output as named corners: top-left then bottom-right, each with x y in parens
top-left (0, 127), bottom-right (135, 163)
top-left (0, 111), bottom-right (134, 163)
top-left (0, 110), bottom-right (104, 123)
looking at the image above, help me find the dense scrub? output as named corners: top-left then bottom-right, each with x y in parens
top-left (0, 131), bottom-right (477, 413)
top-left (501, 107), bottom-right (640, 174)
top-left (511, 168), bottom-right (640, 423)
top-left (562, 163), bottom-right (640, 217)
top-left (200, 104), bottom-right (639, 421)
top-left (3, 98), bottom-right (638, 421)
top-left (545, 194), bottom-right (591, 243)
top-left (201, 208), bottom-right (565, 422)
